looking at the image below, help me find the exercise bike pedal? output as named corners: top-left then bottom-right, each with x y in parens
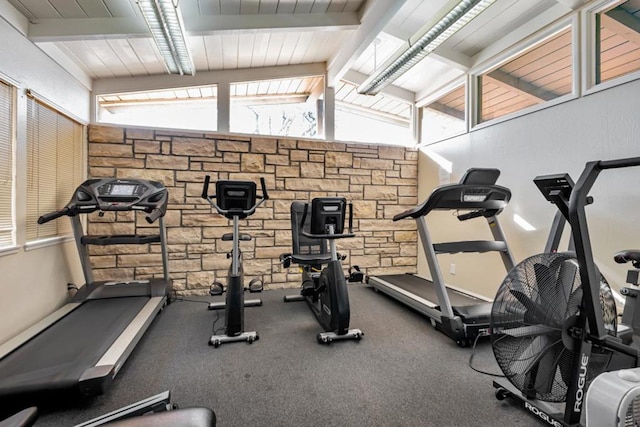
top-left (209, 282), bottom-right (224, 296)
top-left (247, 278), bottom-right (263, 293)
top-left (279, 253), bottom-right (292, 269)
top-left (348, 265), bottom-right (364, 283)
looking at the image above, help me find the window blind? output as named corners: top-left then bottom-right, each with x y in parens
top-left (0, 80), bottom-right (14, 248)
top-left (26, 96), bottom-right (83, 242)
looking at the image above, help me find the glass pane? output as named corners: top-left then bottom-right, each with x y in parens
top-left (97, 86), bottom-right (218, 132)
top-left (230, 77), bottom-right (322, 138)
top-left (334, 80), bottom-right (412, 146)
top-left (597, 0), bottom-right (640, 84)
top-left (421, 85), bottom-right (465, 144)
top-left (479, 27), bottom-right (573, 123)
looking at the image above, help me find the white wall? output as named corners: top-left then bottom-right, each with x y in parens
top-left (0, 10), bottom-right (89, 344)
top-left (418, 78), bottom-right (640, 302)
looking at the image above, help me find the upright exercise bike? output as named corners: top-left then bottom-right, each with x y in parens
top-left (281, 197), bottom-right (363, 344)
top-left (201, 176), bottom-right (268, 348)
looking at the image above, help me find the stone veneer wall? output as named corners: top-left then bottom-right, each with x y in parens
top-left (87, 124), bottom-right (418, 295)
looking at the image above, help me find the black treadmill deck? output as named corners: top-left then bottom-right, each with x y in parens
top-left (369, 273), bottom-right (492, 323)
top-left (0, 296), bottom-right (150, 410)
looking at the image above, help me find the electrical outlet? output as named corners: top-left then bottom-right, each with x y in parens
top-left (450, 263), bottom-right (456, 275)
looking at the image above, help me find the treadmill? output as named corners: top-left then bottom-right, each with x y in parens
top-left (367, 168), bottom-right (515, 346)
top-left (0, 178), bottom-right (172, 415)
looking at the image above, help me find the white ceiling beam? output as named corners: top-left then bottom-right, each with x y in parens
top-left (26, 13), bottom-right (360, 42)
top-left (0, 0), bottom-right (28, 36)
top-left (430, 48), bottom-right (473, 71)
top-left (326, 0), bottom-right (408, 87)
top-left (342, 69), bottom-right (415, 103)
top-left (554, 0), bottom-right (590, 11)
top-left (93, 63), bottom-right (327, 95)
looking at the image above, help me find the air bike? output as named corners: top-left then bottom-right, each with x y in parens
top-left (280, 198), bottom-right (363, 344)
top-left (201, 176), bottom-right (268, 348)
top-left (490, 157), bottom-right (640, 426)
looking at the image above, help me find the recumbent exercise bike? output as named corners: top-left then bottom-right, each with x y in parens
top-left (201, 176), bottom-right (268, 348)
top-left (281, 197), bottom-right (363, 344)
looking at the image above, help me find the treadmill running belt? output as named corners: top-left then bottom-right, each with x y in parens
top-left (375, 274), bottom-right (485, 307)
top-left (0, 296), bottom-right (149, 397)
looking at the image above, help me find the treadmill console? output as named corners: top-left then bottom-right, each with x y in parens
top-left (72, 178), bottom-right (167, 213)
top-left (96, 182), bottom-right (147, 200)
top-left (38, 178), bottom-right (169, 225)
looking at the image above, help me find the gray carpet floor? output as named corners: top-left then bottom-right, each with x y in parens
top-left (36, 284), bottom-right (541, 427)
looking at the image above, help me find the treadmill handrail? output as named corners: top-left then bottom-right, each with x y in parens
top-left (393, 183), bottom-right (511, 221)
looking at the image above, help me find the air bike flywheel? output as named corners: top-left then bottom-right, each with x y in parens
top-left (490, 252), bottom-right (618, 402)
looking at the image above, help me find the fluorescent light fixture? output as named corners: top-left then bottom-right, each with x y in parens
top-left (137, 0), bottom-right (194, 76)
top-left (513, 214), bottom-right (536, 231)
top-left (358, 0), bottom-right (496, 95)
top-left (420, 148), bottom-right (452, 173)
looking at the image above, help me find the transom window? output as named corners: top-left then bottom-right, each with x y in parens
top-left (478, 26), bottom-right (573, 123)
top-left (596, 0), bottom-right (640, 84)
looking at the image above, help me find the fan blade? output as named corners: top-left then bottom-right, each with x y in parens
top-left (510, 334), bottom-right (565, 396)
top-left (532, 259), bottom-right (577, 325)
top-left (510, 290), bottom-right (548, 324)
top-left (552, 258), bottom-right (579, 317)
top-left (499, 324), bottom-right (557, 339)
top-left (510, 334), bottom-right (552, 376)
top-left (532, 338), bottom-right (566, 395)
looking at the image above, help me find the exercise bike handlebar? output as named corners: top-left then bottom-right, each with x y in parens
top-left (299, 202), bottom-right (355, 240)
top-left (201, 175), bottom-right (269, 217)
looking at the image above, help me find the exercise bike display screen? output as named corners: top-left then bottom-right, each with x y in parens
top-left (110, 184), bottom-right (136, 196)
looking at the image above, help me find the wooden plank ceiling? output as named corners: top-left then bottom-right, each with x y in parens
top-left (8, 0), bottom-right (639, 125)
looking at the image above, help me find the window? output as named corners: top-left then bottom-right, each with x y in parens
top-left (478, 26), bottom-right (573, 123)
top-left (230, 77), bottom-right (323, 138)
top-left (0, 80), bottom-right (14, 248)
top-left (334, 80), bottom-right (412, 146)
top-left (421, 84), bottom-right (466, 145)
top-left (596, 0), bottom-right (640, 84)
top-left (97, 86), bottom-right (218, 131)
top-left (26, 96), bottom-right (84, 242)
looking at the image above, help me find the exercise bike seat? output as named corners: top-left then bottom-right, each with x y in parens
top-left (614, 250), bottom-right (640, 268)
top-left (292, 253), bottom-right (332, 265)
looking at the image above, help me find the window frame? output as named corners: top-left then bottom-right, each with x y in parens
top-left (470, 16), bottom-right (579, 131)
top-left (582, 0), bottom-right (640, 96)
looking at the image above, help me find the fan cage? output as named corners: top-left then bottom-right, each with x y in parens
top-left (490, 252), bottom-right (617, 402)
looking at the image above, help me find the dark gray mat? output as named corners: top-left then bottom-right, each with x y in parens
top-left (35, 285), bottom-right (540, 427)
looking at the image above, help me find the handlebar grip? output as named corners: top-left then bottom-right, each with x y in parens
top-left (145, 208), bottom-right (162, 224)
top-left (457, 210), bottom-right (483, 221)
top-left (201, 175), bottom-right (211, 200)
top-left (260, 177), bottom-right (269, 200)
top-left (38, 207), bottom-right (69, 224)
